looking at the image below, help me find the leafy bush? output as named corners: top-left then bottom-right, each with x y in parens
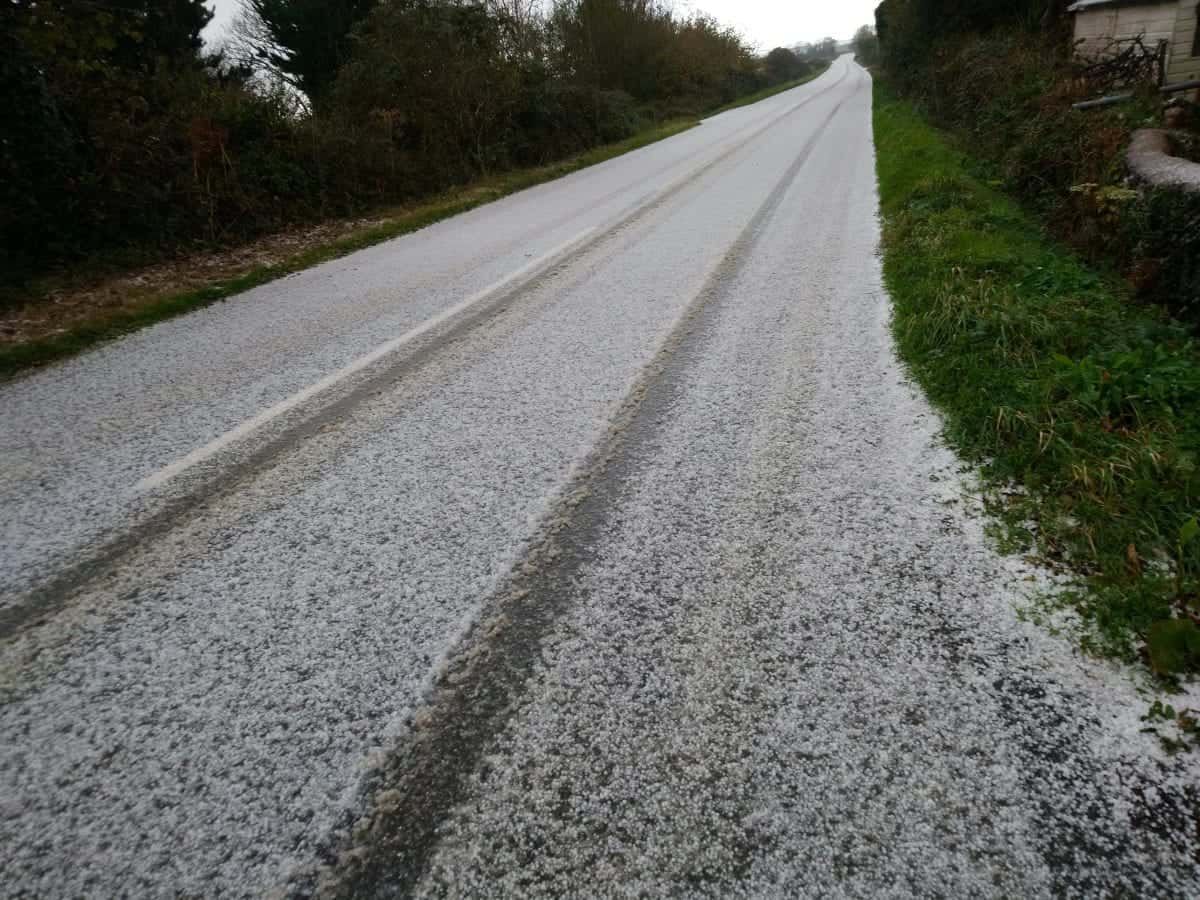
top-left (874, 13), bottom-right (1200, 327)
top-left (764, 48), bottom-right (811, 85)
top-left (876, 0), bottom-right (1061, 82)
top-left (511, 84), bottom-right (643, 164)
top-left (1, 0), bottom-right (781, 294)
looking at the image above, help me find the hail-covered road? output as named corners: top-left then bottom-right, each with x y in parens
top-left (2, 58), bottom-right (1198, 897)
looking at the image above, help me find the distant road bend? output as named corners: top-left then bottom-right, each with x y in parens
top-left (2, 57), bottom-right (1198, 897)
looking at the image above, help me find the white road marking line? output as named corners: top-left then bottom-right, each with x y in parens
top-left (135, 228), bottom-right (596, 493)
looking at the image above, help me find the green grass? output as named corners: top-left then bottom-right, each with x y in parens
top-left (0, 118), bottom-right (698, 378)
top-left (873, 80), bottom-right (1200, 676)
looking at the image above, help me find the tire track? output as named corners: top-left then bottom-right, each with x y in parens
top-left (295, 96), bottom-right (847, 900)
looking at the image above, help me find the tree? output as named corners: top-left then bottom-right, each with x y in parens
top-left (243, 0), bottom-right (378, 101)
top-left (550, 0), bottom-right (677, 101)
top-left (764, 47), bottom-right (807, 85)
top-left (485, 0), bottom-right (546, 59)
top-left (875, 0), bottom-right (1066, 78)
top-left (332, 0), bottom-right (525, 173)
top-left (6, 0), bottom-right (212, 71)
top-left (121, 0), bottom-right (212, 64)
top-left (794, 38), bottom-right (838, 62)
top-left (815, 37), bottom-right (839, 59)
top-left (852, 25), bottom-right (879, 66)
top-left (0, 0), bottom-right (215, 280)
top-left (663, 14), bottom-right (758, 101)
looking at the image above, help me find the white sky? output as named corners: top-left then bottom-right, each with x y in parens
top-left (204, 0), bottom-right (240, 44)
top-left (204, 0), bottom-right (878, 53)
top-left (678, 0), bottom-right (878, 49)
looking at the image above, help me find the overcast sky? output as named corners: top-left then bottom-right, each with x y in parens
top-left (204, 0), bottom-right (878, 53)
top-left (678, 0), bottom-right (877, 49)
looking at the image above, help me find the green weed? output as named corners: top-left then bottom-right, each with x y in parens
top-left (1141, 699), bottom-right (1200, 753)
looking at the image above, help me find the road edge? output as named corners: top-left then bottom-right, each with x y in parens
top-left (0, 71), bottom-right (837, 381)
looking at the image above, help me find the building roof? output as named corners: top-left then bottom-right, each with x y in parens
top-left (1068, 0), bottom-right (1173, 10)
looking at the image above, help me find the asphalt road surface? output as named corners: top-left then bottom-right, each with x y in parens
top-left (3, 57), bottom-right (1198, 898)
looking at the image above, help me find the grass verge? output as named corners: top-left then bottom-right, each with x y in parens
top-left (0, 118), bottom-right (698, 378)
top-left (873, 79), bottom-right (1200, 677)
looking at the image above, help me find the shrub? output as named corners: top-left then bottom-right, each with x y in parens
top-left (876, 19), bottom-right (1200, 328)
top-left (764, 48), bottom-right (810, 85)
top-left (1, 0), bottom-right (772, 292)
top-left (511, 84), bottom-right (643, 164)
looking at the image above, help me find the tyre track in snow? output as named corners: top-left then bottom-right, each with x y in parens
top-left (297, 95), bottom-right (847, 900)
top-left (0, 62), bottom-right (857, 899)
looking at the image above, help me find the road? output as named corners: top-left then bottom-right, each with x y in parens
top-left (2, 57), bottom-right (1198, 897)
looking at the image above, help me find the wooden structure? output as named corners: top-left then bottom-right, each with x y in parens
top-left (1069, 0), bottom-right (1200, 85)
